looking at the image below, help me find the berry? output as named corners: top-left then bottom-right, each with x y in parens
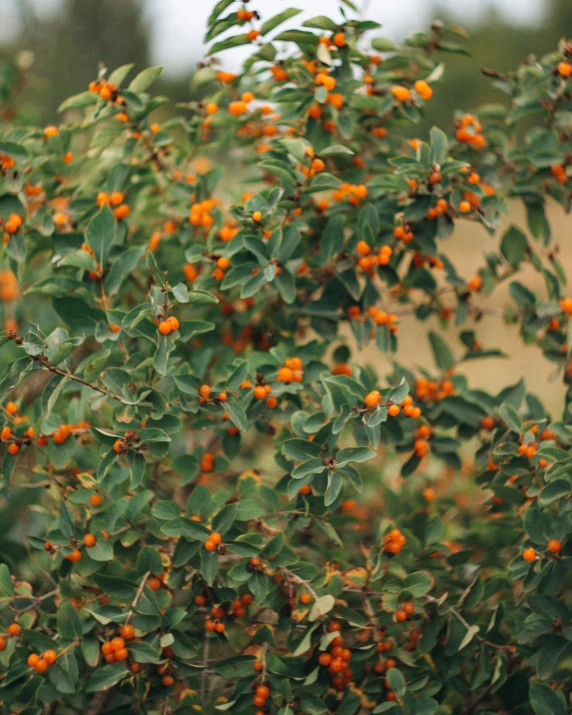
top-left (121, 624), bottom-right (135, 640)
top-left (547, 539), bottom-right (563, 554)
top-left (43, 650), bottom-right (57, 665)
top-left (365, 391), bottom-right (382, 408)
top-left (111, 637), bottom-right (125, 652)
top-left (35, 658), bottom-right (48, 673)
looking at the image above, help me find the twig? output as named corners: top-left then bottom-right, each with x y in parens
top-left (200, 634), bottom-right (210, 702)
top-left (124, 571), bottom-right (151, 625)
top-left (37, 360), bottom-right (124, 403)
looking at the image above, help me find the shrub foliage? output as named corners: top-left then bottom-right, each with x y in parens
top-left (0, 2), bottom-right (571, 714)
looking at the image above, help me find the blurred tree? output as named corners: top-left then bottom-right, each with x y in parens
top-left (423, 0), bottom-right (572, 130)
top-left (0, 0), bottom-right (150, 119)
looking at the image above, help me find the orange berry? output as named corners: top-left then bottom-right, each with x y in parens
top-left (391, 86), bottom-right (411, 102)
top-left (388, 404), bottom-right (400, 417)
top-left (254, 385), bottom-right (267, 399)
top-left (84, 533), bottom-right (96, 547)
top-left (229, 101), bottom-right (248, 116)
top-left (166, 316), bottom-right (179, 331)
top-left (414, 79), bottom-right (433, 100)
top-left (28, 653), bottom-right (40, 667)
top-left (7, 443), bottom-right (20, 456)
top-left (7, 623), bottom-right (21, 636)
top-left (523, 547), bottom-right (536, 562)
top-left (121, 624), bottom-right (135, 640)
top-left (162, 675), bottom-right (174, 686)
top-left (35, 658), bottom-right (48, 673)
top-left (89, 493), bottom-right (101, 507)
top-left (110, 637), bottom-right (125, 652)
top-left (43, 650), bottom-right (57, 665)
top-left (548, 539), bottom-right (563, 554)
top-left (365, 390), bottom-right (382, 408)
top-left (158, 321), bottom-right (171, 335)
top-left (300, 593), bottom-right (312, 604)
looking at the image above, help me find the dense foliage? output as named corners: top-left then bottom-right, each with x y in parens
top-left (0, 2), bottom-right (571, 713)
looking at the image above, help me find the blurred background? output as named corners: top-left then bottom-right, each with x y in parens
top-left (1, 0), bottom-right (571, 122)
top-left (0, 0), bottom-right (571, 414)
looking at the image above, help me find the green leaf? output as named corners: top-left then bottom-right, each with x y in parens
top-left (403, 571), bottom-right (434, 596)
top-left (42, 373), bottom-right (71, 418)
top-left (215, 655), bottom-right (257, 678)
top-left (105, 245), bottom-right (145, 296)
top-left (129, 641), bottom-right (161, 663)
top-left (225, 394), bottom-right (248, 432)
top-left (336, 447), bottom-right (375, 466)
top-left (309, 595), bottom-right (335, 621)
top-left (459, 624), bottom-right (480, 650)
top-left (539, 481), bottom-right (570, 505)
top-left (58, 250), bottom-right (97, 271)
top-left (58, 91), bottom-right (98, 112)
top-left (128, 66), bottom-right (163, 93)
top-left (428, 331), bottom-right (455, 371)
top-left (208, 34), bottom-right (251, 55)
top-left (500, 226), bottom-right (528, 266)
top-left (386, 667), bottom-right (406, 697)
top-left (86, 205), bottom-right (116, 266)
top-left (325, 472), bottom-right (342, 506)
top-left (529, 682), bottom-right (567, 715)
top-left (85, 537), bottom-right (114, 562)
top-left (430, 126), bottom-right (448, 165)
top-left (57, 601), bottom-right (82, 640)
top-left (320, 145), bottom-right (354, 157)
top-left (153, 331), bottom-right (177, 376)
top-left (261, 8), bottom-right (302, 35)
top-left (283, 439), bottom-right (321, 461)
top-left (371, 37), bottom-right (398, 52)
top-left (498, 403), bottom-right (522, 433)
top-left (292, 458), bottom-right (326, 479)
top-left (171, 283), bottom-right (189, 303)
top-left (83, 350), bottom-right (110, 384)
top-left (86, 664), bottom-right (129, 692)
top-left (303, 16), bottom-right (338, 31)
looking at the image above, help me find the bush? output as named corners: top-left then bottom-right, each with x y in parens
top-left (0, 3), bottom-right (570, 714)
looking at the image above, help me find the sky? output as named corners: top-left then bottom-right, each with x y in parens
top-left (1, 0), bottom-right (546, 76)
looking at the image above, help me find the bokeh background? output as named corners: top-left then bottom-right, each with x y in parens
top-left (1, 0), bottom-right (571, 413)
top-left (1, 0), bottom-right (571, 122)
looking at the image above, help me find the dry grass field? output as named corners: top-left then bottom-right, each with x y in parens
top-left (355, 201), bottom-right (572, 413)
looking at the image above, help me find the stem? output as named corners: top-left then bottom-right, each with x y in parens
top-left (124, 571), bottom-right (151, 625)
top-left (37, 360), bottom-right (124, 403)
top-left (200, 634), bottom-right (209, 702)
